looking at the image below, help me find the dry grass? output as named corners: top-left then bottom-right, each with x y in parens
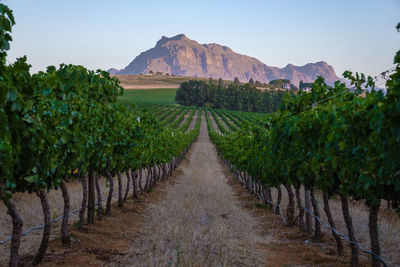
top-left (178, 109), bottom-right (193, 128)
top-left (214, 112), bottom-right (230, 131)
top-left (208, 110), bottom-right (221, 134)
top-left (0, 113), bottom-right (203, 265)
top-left (186, 109), bottom-right (199, 131)
top-left (110, 115), bottom-right (269, 266)
top-left (113, 75), bottom-right (210, 90)
top-left (5, 107), bottom-right (398, 266)
top-left (271, 186), bottom-right (400, 266)
top-left (0, 173), bottom-right (133, 265)
top-left (113, 74), bottom-right (273, 90)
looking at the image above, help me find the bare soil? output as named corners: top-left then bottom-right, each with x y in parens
top-left (187, 109), bottom-right (199, 131)
top-left (113, 74), bottom-right (274, 90)
top-left (109, 114), bottom-right (268, 266)
top-left (113, 75), bottom-right (210, 90)
top-left (214, 112), bottom-right (230, 131)
top-left (178, 108), bottom-right (193, 128)
top-left (0, 176), bottom-right (131, 265)
top-left (3, 113), bottom-right (378, 266)
top-left (207, 110), bottom-right (221, 134)
top-left (35, 177), bottom-right (177, 267)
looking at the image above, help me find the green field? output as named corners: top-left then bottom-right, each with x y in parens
top-left (119, 88), bottom-right (177, 105)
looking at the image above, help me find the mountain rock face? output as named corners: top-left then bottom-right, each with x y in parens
top-left (107, 68), bottom-right (120, 75)
top-left (116, 34), bottom-right (340, 86)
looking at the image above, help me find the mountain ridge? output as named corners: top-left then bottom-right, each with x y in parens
top-left (113, 34), bottom-right (340, 86)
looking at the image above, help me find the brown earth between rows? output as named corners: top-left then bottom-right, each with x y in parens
top-left (25, 114), bottom-right (369, 266)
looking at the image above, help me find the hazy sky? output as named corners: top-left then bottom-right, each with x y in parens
top-left (4, 0), bottom-right (400, 81)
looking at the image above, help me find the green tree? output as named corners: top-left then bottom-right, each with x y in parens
top-left (233, 77), bottom-right (240, 86)
top-left (175, 79), bottom-right (287, 113)
top-left (269, 79), bottom-right (291, 88)
top-left (218, 77), bottom-right (223, 87)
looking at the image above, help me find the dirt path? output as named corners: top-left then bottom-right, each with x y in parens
top-left (187, 109), bottom-right (199, 130)
top-left (110, 114), bottom-right (269, 266)
top-left (31, 111), bottom-right (360, 267)
top-left (208, 110), bottom-right (221, 134)
top-left (178, 108), bottom-right (193, 128)
top-left (214, 112), bottom-right (231, 131)
top-left (220, 111), bottom-right (239, 130)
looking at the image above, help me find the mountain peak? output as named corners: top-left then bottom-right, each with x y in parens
top-left (156, 34), bottom-right (189, 46)
top-left (172, 33), bottom-right (188, 40)
top-left (107, 68), bottom-right (120, 75)
top-left (116, 35), bottom-right (340, 85)
top-left (315, 61), bottom-right (328, 67)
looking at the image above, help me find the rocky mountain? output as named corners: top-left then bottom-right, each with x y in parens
top-left (114, 34), bottom-right (340, 86)
top-left (107, 68), bottom-right (121, 75)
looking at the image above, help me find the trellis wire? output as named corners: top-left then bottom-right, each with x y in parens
top-left (223, 156), bottom-right (388, 267)
top-left (0, 191), bottom-right (119, 245)
top-left (0, 152), bottom-right (188, 246)
top-left (1, 152), bottom-right (389, 266)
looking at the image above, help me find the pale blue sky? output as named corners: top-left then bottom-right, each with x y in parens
top-left (4, 0), bottom-right (400, 80)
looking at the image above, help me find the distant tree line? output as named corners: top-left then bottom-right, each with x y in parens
top-left (299, 80), bottom-right (313, 90)
top-left (269, 79), bottom-right (299, 90)
top-left (175, 80), bottom-right (288, 113)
